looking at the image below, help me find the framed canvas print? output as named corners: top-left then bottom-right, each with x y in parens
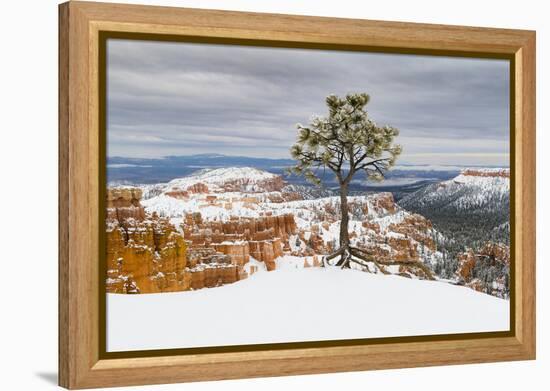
top-left (58, 1), bottom-right (536, 389)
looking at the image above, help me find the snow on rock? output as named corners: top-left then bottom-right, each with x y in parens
top-left (166, 167), bottom-right (284, 193)
top-left (243, 257), bottom-right (267, 275)
top-left (142, 193), bottom-right (261, 220)
top-left (141, 185), bottom-right (444, 280)
top-left (135, 167), bottom-right (503, 286)
top-left (452, 169), bottom-right (509, 192)
top-left (107, 267), bottom-right (509, 351)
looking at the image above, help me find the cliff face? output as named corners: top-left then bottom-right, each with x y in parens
top-left (165, 182), bottom-right (209, 199)
top-left (106, 188), bottom-right (189, 293)
top-left (398, 168), bottom-right (511, 294)
top-left (220, 175), bottom-right (284, 193)
top-left (460, 169), bottom-right (510, 178)
top-left (164, 167), bottom-right (285, 194)
top-left (456, 242), bottom-right (510, 298)
top-left (106, 188), bottom-right (250, 294)
top-left (183, 212), bottom-right (296, 271)
top-left (388, 215), bottom-right (436, 253)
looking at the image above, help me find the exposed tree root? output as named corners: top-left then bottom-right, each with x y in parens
top-left (322, 245), bottom-right (435, 280)
top-left (321, 247), bottom-right (345, 267)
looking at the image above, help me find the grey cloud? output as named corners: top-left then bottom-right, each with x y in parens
top-left (107, 39), bottom-right (510, 165)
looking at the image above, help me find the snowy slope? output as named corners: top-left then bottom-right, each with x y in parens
top-left (399, 168), bottom-right (509, 211)
top-left (167, 167), bottom-right (280, 192)
top-left (142, 191), bottom-right (266, 220)
top-left (107, 267), bottom-right (509, 352)
top-left (136, 167), bottom-right (282, 200)
top-left (144, 193), bottom-right (400, 224)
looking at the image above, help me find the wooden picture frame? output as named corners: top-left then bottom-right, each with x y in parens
top-left (59, 1), bottom-right (536, 389)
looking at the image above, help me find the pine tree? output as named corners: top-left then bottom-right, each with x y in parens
top-left (289, 93), bottom-right (433, 278)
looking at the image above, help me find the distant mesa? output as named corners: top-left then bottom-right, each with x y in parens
top-left (459, 168), bottom-right (510, 178)
top-left (462, 168), bottom-right (510, 177)
top-left (165, 167), bottom-right (285, 194)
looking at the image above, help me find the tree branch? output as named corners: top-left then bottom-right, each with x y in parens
top-left (356, 157), bottom-right (391, 171)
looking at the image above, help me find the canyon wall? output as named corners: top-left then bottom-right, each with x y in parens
top-left (183, 212), bottom-right (296, 271)
top-left (106, 187), bottom-right (190, 293)
top-left (456, 242), bottom-right (510, 298)
top-left (106, 188), bottom-right (298, 293)
top-left (106, 188), bottom-right (247, 294)
top-left (460, 169), bottom-right (510, 178)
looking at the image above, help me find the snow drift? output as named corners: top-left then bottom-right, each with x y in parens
top-left (107, 267), bottom-right (509, 352)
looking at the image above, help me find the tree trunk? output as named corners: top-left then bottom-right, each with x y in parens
top-left (339, 182), bottom-right (350, 249)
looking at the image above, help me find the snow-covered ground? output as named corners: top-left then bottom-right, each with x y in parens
top-left (107, 267), bottom-right (509, 352)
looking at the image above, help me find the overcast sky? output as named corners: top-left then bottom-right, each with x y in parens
top-left (107, 39), bottom-right (510, 166)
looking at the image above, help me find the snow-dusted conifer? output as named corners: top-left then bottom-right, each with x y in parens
top-left (288, 93), bottom-right (431, 277)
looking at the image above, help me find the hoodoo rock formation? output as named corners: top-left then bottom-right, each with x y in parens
top-left (280, 193), bottom-right (440, 279)
top-left (182, 212), bottom-right (296, 271)
top-left (105, 166), bottom-right (510, 299)
top-left (106, 187), bottom-right (256, 294)
top-left (456, 242), bottom-right (510, 298)
top-left (106, 187), bottom-right (189, 293)
top-left (108, 180), bottom-right (445, 294)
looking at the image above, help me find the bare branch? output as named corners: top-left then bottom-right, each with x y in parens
top-left (356, 157), bottom-right (391, 171)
